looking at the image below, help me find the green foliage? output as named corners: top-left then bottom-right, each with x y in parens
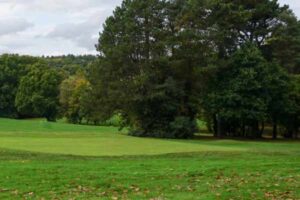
top-left (209, 0), bottom-right (287, 53)
top-left (100, 114), bottom-right (123, 127)
top-left (197, 0), bottom-right (300, 138)
top-left (15, 63), bottom-right (62, 121)
top-left (270, 10), bottom-right (300, 74)
top-left (59, 72), bottom-right (90, 124)
top-left (0, 54), bottom-right (40, 118)
top-left (0, 54), bottom-right (95, 121)
top-left (280, 75), bottom-right (300, 138)
top-left (44, 55), bottom-right (96, 75)
top-left (92, 0), bottom-right (213, 138)
top-left (203, 44), bottom-right (292, 137)
top-left (87, 0), bottom-right (300, 139)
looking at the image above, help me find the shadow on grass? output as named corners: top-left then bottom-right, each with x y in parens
top-left (0, 147), bottom-right (259, 161)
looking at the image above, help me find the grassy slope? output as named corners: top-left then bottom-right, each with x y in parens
top-left (0, 118), bottom-right (244, 156)
top-left (0, 118), bottom-right (299, 199)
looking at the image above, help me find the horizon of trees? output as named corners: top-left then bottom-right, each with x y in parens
top-left (0, 54), bottom-right (96, 121)
top-left (0, 0), bottom-right (299, 139)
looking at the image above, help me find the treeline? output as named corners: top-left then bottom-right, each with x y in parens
top-left (90, 0), bottom-right (300, 139)
top-left (0, 0), bottom-right (300, 139)
top-left (0, 54), bottom-right (96, 121)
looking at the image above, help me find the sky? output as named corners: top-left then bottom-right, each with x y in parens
top-left (0, 0), bottom-right (299, 56)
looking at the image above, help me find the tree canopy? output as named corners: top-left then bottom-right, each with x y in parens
top-left (89, 0), bottom-right (299, 138)
top-left (15, 62), bottom-right (62, 121)
top-left (0, 55), bottom-right (41, 118)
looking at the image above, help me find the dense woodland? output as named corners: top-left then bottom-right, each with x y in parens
top-left (0, 0), bottom-right (300, 139)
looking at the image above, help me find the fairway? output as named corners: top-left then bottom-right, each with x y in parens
top-left (0, 118), bottom-right (299, 199)
top-left (0, 118), bottom-right (244, 156)
top-left (0, 118), bottom-right (298, 156)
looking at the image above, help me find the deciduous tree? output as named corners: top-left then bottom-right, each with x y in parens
top-left (15, 63), bottom-right (62, 121)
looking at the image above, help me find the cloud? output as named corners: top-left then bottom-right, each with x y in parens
top-left (5, 0), bottom-right (122, 13)
top-left (46, 7), bottom-right (113, 51)
top-left (0, 18), bottom-right (33, 36)
top-left (0, 0), bottom-right (122, 55)
top-left (47, 21), bottom-right (99, 50)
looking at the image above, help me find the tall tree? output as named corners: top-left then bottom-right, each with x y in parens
top-left (0, 54), bottom-right (40, 118)
top-left (269, 10), bottom-right (300, 74)
top-left (90, 0), bottom-right (299, 139)
top-left (201, 0), bottom-right (295, 137)
top-left (15, 62), bottom-right (62, 121)
top-left (92, 0), bottom-right (212, 138)
top-left (281, 75), bottom-right (300, 138)
top-left (203, 44), bottom-right (291, 138)
top-left (59, 71), bottom-right (90, 124)
top-left (209, 0), bottom-right (288, 52)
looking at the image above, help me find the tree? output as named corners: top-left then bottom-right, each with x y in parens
top-left (280, 75), bottom-right (300, 138)
top-left (269, 10), bottom-right (300, 74)
top-left (203, 44), bottom-right (291, 138)
top-left (59, 71), bottom-right (90, 124)
top-left (44, 55), bottom-right (97, 76)
top-left (208, 0), bottom-right (288, 54)
top-left (0, 54), bottom-right (40, 118)
top-left (91, 0), bottom-right (216, 138)
top-left (200, 0), bottom-right (296, 138)
top-left (15, 62), bottom-right (62, 121)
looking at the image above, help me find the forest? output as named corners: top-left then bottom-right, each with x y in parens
top-left (0, 0), bottom-right (299, 139)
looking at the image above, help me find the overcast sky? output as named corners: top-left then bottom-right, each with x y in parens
top-left (0, 0), bottom-right (299, 56)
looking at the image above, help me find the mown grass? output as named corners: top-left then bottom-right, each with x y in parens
top-left (0, 118), bottom-right (299, 199)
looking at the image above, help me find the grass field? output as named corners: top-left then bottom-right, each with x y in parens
top-left (0, 118), bottom-right (299, 199)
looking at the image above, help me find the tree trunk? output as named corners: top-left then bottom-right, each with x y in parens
top-left (273, 121), bottom-right (278, 139)
top-left (213, 115), bottom-right (218, 137)
top-left (145, 15), bottom-right (150, 61)
top-left (242, 123), bottom-right (246, 137)
top-left (259, 122), bottom-right (265, 138)
top-left (252, 121), bottom-right (260, 138)
top-left (284, 129), bottom-right (294, 139)
top-left (217, 115), bottom-right (224, 138)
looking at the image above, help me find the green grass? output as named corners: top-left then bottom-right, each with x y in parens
top-left (0, 118), bottom-right (243, 156)
top-left (0, 118), bottom-right (299, 199)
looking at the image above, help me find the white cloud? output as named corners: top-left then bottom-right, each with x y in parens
top-left (47, 21), bottom-right (98, 51)
top-left (0, 0), bottom-right (122, 56)
top-left (46, 8), bottom-right (111, 51)
top-left (0, 0), bottom-right (299, 56)
top-left (8, 0), bottom-right (120, 12)
top-left (0, 18), bottom-right (33, 36)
